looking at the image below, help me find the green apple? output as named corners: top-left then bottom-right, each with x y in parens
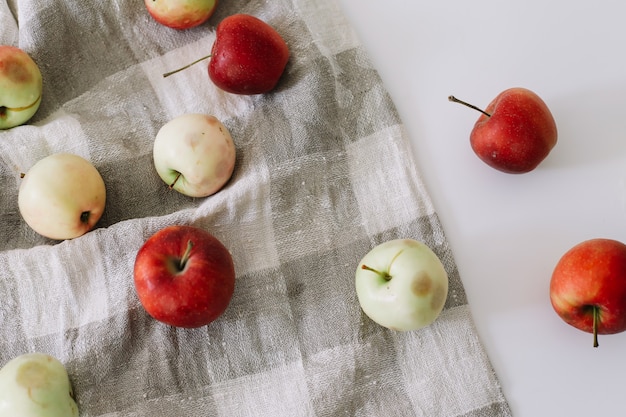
top-left (153, 113), bottom-right (236, 197)
top-left (18, 153), bottom-right (107, 240)
top-left (0, 45), bottom-right (43, 129)
top-left (0, 353), bottom-right (78, 417)
top-left (355, 239), bottom-right (449, 331)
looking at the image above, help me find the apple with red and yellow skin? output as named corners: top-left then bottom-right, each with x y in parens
top-left (18, 153), bottom-right (106, 240)
top-left (0, 45), bottom-right (43, 129)
top-left (164, 14), bottom-right (290, 95)
top-left (145, 0), bottom-right (217, 30)
top-left (449, 88), bottom-right (557, 173)
top-left (550, 238), bottom-right (626, 347)
top-left (134, 225), bottom-right (236, 328)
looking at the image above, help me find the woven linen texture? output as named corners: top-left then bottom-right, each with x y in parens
top-left (0, 0), bottom-right (512, 416)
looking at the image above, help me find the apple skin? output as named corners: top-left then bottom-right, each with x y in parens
top-left (0, 353), bottom-right (78, 417)
top-left (134, 225), bottom-right (236, 328)
top-left (145, 0), bottom-right (217, 30)
top-left (208, 14), bottom-right (290, 95)
top-left (550, 238), bottom-right (626, 347)
top-left (18, 153), bottom-right (106, 240)
top-left (153, 113), bottom-right (236, 197)
top-left (467, 87), bottom-right (557, 174)
top-left (0, 45), bottom-right (43, 129)
top-left (355, 239), bottom-right (449, 331)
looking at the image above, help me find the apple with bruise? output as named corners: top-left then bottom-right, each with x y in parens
top-left (0, 45), bottom-right (43, 129)
top-left (355, 239), bottom-right (449, 331)
top-left (0, 353), bottom-right (78, 416)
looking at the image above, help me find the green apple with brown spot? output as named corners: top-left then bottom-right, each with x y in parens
top-left (0, 353), bottom-right (78, 417)
top-left (355, 239), bottom-right (449, 331)
top-left (0, 45), bottom-right (43, 129)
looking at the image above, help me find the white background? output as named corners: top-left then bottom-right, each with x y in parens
top-left (337, 1), bottom-right (626, 416)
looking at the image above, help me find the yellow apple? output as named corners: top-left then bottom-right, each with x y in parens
top-left (153, 113), bottom-right (236, 198)
top-left (18, 153), bottom-right (106, 240)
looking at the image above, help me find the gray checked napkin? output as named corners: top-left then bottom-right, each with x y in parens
top-left (0, 0), bottom-right (512, 415)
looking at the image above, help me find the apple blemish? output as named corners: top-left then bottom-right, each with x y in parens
top-left (355, 239), bottom-right (449, 331)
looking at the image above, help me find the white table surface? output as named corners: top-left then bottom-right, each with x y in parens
top-left (337, 1), bottom-right (626, 416)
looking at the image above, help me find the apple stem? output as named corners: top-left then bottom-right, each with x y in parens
top-left (361, 264), bottom-right (392, 281)
top-left (163, 54), bottom-right (213, 78)
top-left (179, 240), bottom-right (194, 271)
top-left (80, 211), bottom-right (90, 224)
top-left (169, 172), bottom-right (182, 190)
top-left (593, 305), bottom-right (599, 348)
top-left (448, 95), bottom-right (491, 117)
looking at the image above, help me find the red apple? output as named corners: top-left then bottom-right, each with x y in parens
top-left (163, 14), bottom-right (289, 95)
top-left (133, 225), bottom-right (235, 328)
top-left (145, 0), bottom-right (218, 30)
top-left (208, 14), bottom-right (289, 94)
top-left (550, 238), bottom-right (626, 347)
top-left (449, 88), bottom-right (557, 173)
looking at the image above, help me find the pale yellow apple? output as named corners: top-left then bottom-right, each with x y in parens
top-left (153, 113), bottom-right (236, 198)
top-left (355, 239), bottom-right (449, 331)
top-left (18, 153), bottom-right (106, 240)
top-left (0, 353), bottom-right (78, 417)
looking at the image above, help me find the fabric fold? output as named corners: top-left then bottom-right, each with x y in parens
top-left (0, 0), bottom-right (511, 415)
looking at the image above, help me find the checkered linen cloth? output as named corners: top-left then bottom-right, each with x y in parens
top-left (0, 0), bottom-right (512, 415)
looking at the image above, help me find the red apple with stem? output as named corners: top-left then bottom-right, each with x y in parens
top-left (163, 13), bottom-right (289, 95)
top-left (449, 87), bottom-right (557, 173)
top-left (134, 225), bottom-right (236, 328)
top-left (550, 238), bottom-right (626, 347)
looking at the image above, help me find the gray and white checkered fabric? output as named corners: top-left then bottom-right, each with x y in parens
top-left (0, 0), bottom-right (511, 415)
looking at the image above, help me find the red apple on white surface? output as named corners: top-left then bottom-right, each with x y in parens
top-left (449, 88), bottom-right (557, 174)
top-left (355, 239), bottom-right (449, 331)
top-left (134, 225), bottom-right (236, 328)
top-left (0, 353), bottom-right (78, 417)
top-left (18, 153), bottom-right (106, 240)
top-left (164, 14), bottom-right (290, 95)
top-left (550, 238), bottom-right (626, 348)
top-left (152, 113), bottom-right (236, 197)
top-left (145, 0), bottom-right (217, 30)
top-left (0, 45), bottom-right (43, 129)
